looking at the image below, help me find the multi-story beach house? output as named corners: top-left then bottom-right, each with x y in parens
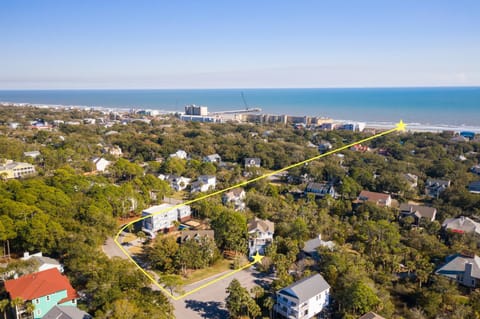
top-left (435, 253), bottom-right (480, 288)
top-left (0, 160), bottom-right (36, 179)
top-left (4, 268), bottom-right (79, 319)
top-left (274, 273), bottom-right (330, 319)
top-left (425, 179), bottom-right (450, 198)
top-left (141, 203), bottom-right (191, 238)
top-left (191, 175), bottom-right (216, 193)
top-left (222, 188), bottom-right (246, 211)
top-left (248, 218), bottom-right (274, 257)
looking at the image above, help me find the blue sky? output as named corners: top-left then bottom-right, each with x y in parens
top-left (1, 0), bottom-right (479, 89)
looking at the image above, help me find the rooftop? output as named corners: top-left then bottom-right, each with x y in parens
top-left (4, 268), bottom-right (78, 302)
top-left (278, 273), bottom-right (330, 302)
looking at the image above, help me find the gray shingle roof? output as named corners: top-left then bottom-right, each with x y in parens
top-left (359, 312), bottom-right (386, 319)
top-left (436, 254), bottom-right (480, 279)
top-left (399, 203), bottom-right (437, 220)
top-left (278, 273), bottom-right (330, 302)
top-left (43, 305), bottom-right (92, 319)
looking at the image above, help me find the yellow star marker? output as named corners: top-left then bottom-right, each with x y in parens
top-left (252, 252), bottom-right (264, 264)
top-left (396, 119), bottom-right (407, 132)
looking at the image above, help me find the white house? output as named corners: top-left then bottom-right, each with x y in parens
top-left (222, 188), bottom-right (246, 211)
top-left (244, 157), bottom-right (261, 168)
top-left (23, 151), bottom-right (41, 159)
top-left (275, 273), bottom-right (330, 319)
top-left (170, 150), bottom-right (188, 160)
top-left (141, 203), bottom-right (192, 238)
top-left (248, 218), bottom-right (274, 257)
top-left (191, 175), bottom-right (216, 193)
top-left (92, 157), bottom-right (111, 172)
top-left (21, 252), bottom-right (63, 273)
top-left (203, 154), bottom-right (221, 163)
top-left (159, 175), bottom-right (192, 192)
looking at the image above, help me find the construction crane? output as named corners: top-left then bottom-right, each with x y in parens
top-left (241, 92), bottom-right (249, 110)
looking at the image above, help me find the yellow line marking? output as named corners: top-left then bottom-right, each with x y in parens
top-left (113, 121), bottom-right (406, 300)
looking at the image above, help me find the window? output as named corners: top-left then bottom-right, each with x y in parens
top-left (36, 309), bottom-right (41, 316)
top-left (304, 309), bottom-right (309, 315)
top-left (46, 295), bottom-right (50, 301)
top-left (35, 299), bottom-right (39, 304)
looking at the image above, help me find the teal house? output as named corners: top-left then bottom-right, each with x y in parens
top-left (4, 268), bottom-right (79, 319)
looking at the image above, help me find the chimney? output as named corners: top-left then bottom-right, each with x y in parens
top-left (465, 262), bottom-right (473, 277)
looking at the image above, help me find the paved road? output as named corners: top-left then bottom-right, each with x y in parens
top-left (102, 236), bottom-right (128, 259)
top-left (172, 267), bottom-right (272, 319)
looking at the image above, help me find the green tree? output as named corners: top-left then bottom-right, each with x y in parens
top-left (211, 210), bottom-right (247, 253)
top-left (0, 299), bottom-right (9, 319)
top-left (159, 274), bottom-right (184, 295)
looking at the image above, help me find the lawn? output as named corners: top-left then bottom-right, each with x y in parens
top-left (181, 259), bottom-right (233, 285)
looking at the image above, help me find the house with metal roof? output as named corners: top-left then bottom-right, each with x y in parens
top-left (274, 273), bottom-right (330, 319)
top-left (435, 253), bottom-right (480, 288)
top-left (4, 268), bottom-right (79, 319)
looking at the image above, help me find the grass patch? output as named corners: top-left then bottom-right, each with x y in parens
top-left (181, 259), bottom-right (232, 285)
top-left (123, 232), bottom-right (137, 243)
top-left (128, 245), bottom-right (143, 255)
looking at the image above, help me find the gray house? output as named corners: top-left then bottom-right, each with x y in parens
top-left (399, 203), bottom-right (437, 223)
top-left (43, 306), bottom-right (92, 319)
top-left (275, 273), bottom-right (330, 319)
top-left (425, 179), bottom-right (450, 198)
top-left (468, 181), bottom-right (480, 194)
top-left (435, 254), bottom-right (480, 288)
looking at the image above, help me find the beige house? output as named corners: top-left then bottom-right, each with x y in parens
top-left (0, 160), bottom-right (36, 179)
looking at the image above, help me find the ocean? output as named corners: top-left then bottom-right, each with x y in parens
top-left (0, 87), bottom-right (479, 129)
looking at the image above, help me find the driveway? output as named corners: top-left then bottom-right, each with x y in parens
top-left (102, 236), bottom-right (128, 259)
top-left (172, 267), bottom-right (273, 319)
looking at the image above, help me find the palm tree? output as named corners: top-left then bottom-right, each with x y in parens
top-left (9, 297), bottom-right (24, 319)
top-left (0, 299), bottom-right (9, 319)
top-left (263, 296), bottom-right (275, 319)
top-left (24, 302), bottom-right (35, 319)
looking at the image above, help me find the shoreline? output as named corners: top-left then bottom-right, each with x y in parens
top-left (2, 100), bottom-right (480, 134)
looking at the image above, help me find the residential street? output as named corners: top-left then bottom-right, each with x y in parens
top-left (172, 267), bottom-right (273, 319)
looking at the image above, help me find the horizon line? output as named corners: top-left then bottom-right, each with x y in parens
top-left (1, 85), bottom-right (480, 91)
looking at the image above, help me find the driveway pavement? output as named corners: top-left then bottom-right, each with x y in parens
top-left (102, 236), bottom-right (128, 259)
top-left (172, 267), bottom-right (273, 319)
